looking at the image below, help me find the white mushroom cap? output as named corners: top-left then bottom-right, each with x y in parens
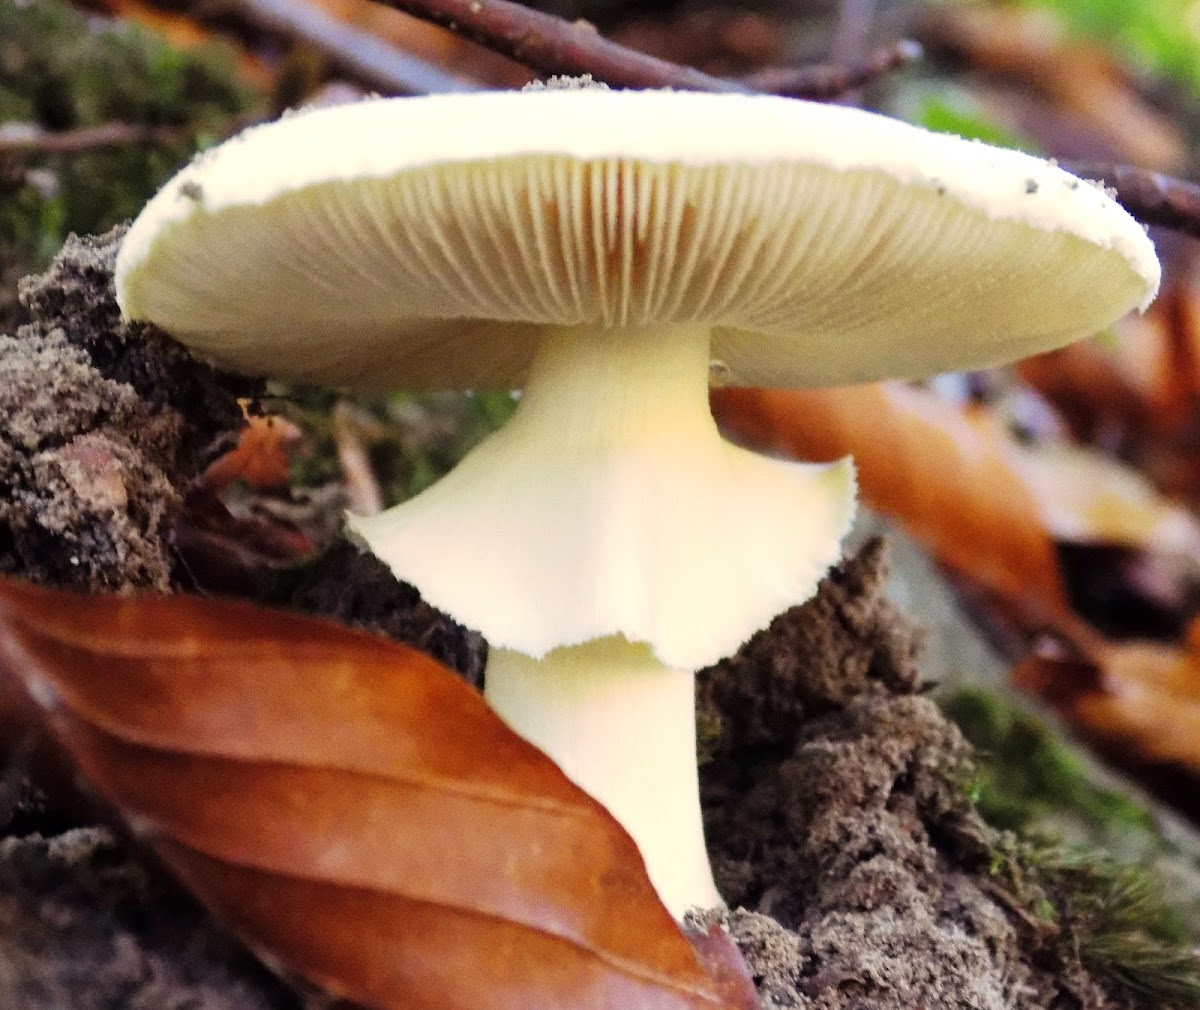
top-left (115, 88), bottom-right (1159, 392)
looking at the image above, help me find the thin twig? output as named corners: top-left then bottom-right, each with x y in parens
top-left (231, 0), bottom-right (479, 95)
top-left (0, 121), bottom-right (184, 156)
top-left (332, 402), bottom-right (385, 517)
top-left (739, 40), bottom-right (922, 99)
top-left (1060, 162), bottom-right (1200, 240)
top-left (0, 113), bottom-right (266, 162)
top-left (372, 0), bottom-right (750, 92)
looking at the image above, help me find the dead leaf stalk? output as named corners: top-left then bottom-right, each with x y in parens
top-left (230, 0), bottom-right (480, 95)
top-left (332, 402), bottom-right (385, 517)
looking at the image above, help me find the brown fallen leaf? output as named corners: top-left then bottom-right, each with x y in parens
top-left (714, 382), bottom-right (1200, 643)
top-left (1019, 281), bottom-right (1200, 507)
top-left (711, 383), bottom-right (1070, 616)
top-left (1017, 334), bottom-right (1154, 449)
top-left (1110, 619), bottom-right (1200, 701)
top-left (681, 923), bottom-right (759, 1010)
top-left (1012, 443), bottom-right (1200, 556)
top-left (1013, 636), bottom-right (1200, 775)
top-left (200, 409), bottom-right (304, 495)
top-left (1131, 282), bottom-right (1200, 438)
top-left (1011, 439), bottom-right (1200, 638)
top-left (0, 579), bottom-right (748, 1010)
top-left (1020, 284), bottom-right (1200, 439)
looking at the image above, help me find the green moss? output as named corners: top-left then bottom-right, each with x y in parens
top-left (990, 837), bottom-right (1200, 1006)
top-left (942, 687), bottom-right (1155, 841)
top-left (914, 91), bottom-right (1033, 150)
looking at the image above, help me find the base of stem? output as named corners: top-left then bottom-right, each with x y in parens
top-left (485, 637), bottom-right (722, 918)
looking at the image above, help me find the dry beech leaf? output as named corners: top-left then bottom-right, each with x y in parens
top-left (1012, 443), bottom-right (1200, 555)
top-left (711, 383), bottom-right (1069, 614)
top-left (172, 488), bottom-right (318, 594)
top-left (1010, 438), bottom-right (1200, 637)
top-left (1013, 629), bottom-right (1200, 774)
top-left (1128, 282), bottom-right (1200, 436)
top-left (1019, 284), bottom-right (1200, 445)
top-left (1017, 336), bottom-right (1152, 448)
top-left (681, 923), bottom-right (759, 1010)
top-left (200, 410), bottom-right (304, 494)
top-left (98, 0), bottom-right (220, 49)
top-left (0, 579), bottom-right (746, 1010)
top-left (1019, 283), bottom-right (1200, 507)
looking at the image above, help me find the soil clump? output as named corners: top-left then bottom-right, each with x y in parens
top-left (696, 542), bottom-right (1138, 1009)
top-left (0, 230), bottom-right (479, 674)
top-left (0, 226), bottom-right (251, 591)
top-left (0, 828), bottom-right (300, 1010)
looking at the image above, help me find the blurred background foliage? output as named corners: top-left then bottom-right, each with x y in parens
top-left (1017, 0), bottom-right (1200, 92)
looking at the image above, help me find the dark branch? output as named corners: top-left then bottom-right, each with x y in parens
top-left (372, 0), bottom-right (750, 92)
top-left (371, 0), bottom-right (917, 99)
top-left (1060, 162), bottom-right (1200, 240)
top-left (231, 0), bottom-right (479, 95)
top-left (739, 40), bottom-right (922, 100)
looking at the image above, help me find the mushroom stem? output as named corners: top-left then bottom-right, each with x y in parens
top-left (348, 322), bottom-right (855, 668)
top-left (484, 636), bottom-right (722, 918)
top-left (347, 321), bottom-right (854, 915)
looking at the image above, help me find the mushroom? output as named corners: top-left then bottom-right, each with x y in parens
top-left (115, 87), bottom-right (1160, 917)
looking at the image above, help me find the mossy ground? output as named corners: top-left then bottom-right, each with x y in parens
top-left (945, 687), bottom-right (1200, 1006)
top-left (0, 0), bottom-right (257, 326)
